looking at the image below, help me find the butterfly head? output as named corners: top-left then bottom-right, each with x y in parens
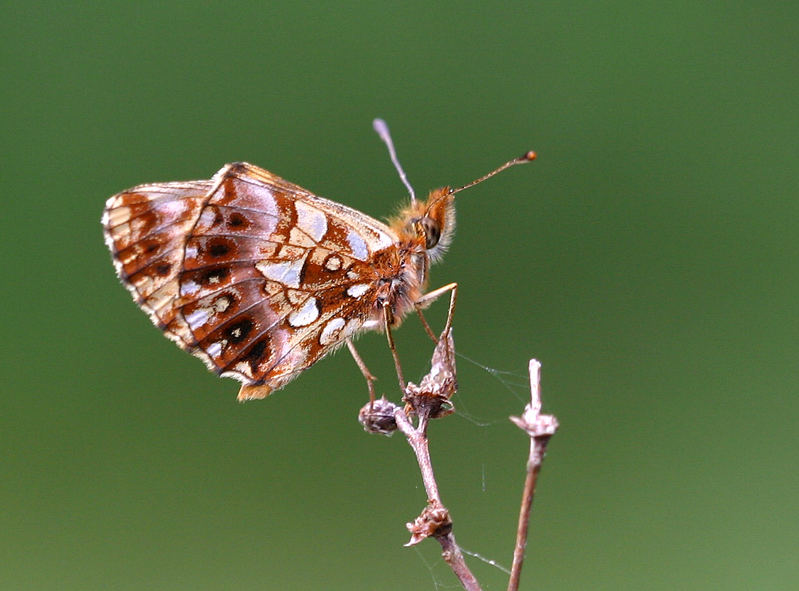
top-left (413, 150), bottom-right (537, 261)
top-left (392, 187), bottom-right (455, 264)
top-left (373, 118), bottom-right (535, 267)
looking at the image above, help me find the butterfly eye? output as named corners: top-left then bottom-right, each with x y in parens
top-left (418, 216), bottom-right (440, 249)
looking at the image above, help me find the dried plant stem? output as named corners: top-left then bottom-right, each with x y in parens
top-left (507, 360), bottom-right (559, 591)
top-left (395, 414), bottom-right (439, 500)
top-left (507, 440), bottom-right (548, 591)
top-left (362, 336), bottom-right (557, 591)
top-left (394, 410), bottom-right (482, 591)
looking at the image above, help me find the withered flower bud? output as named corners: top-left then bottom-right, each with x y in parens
top-left (358, 396), bottom-right (399, 435)
top-left (405, 499), bottom-right (452, 546)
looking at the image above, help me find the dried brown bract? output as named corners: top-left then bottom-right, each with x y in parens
top-left (405, 499), bottom-right (452, 547)
top-left (403, 327), bottom-right (457, 420)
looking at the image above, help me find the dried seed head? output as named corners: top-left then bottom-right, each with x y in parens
top-left (405, 499), bottom-right (452, 546)
top-left (403, 384), bottom-right (456, 420)
top-left (403, 328), bottom-right (457, 420)
top-left (358, 396), bottom-right (399, 435)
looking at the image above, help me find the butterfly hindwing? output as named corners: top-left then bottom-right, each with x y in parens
top-left (102, 180), bottom-right (212, 348)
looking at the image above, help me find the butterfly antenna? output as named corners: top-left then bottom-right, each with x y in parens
top-left (373, 118), bottom-right (417, 204)
top-left (448, 150), bottom-right (537, 197)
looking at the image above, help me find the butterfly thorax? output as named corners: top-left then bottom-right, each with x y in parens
top-left (363, 240), bottom-right (428, 330)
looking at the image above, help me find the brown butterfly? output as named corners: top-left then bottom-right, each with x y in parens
top-left (102, 120), bottom-right (535, 401)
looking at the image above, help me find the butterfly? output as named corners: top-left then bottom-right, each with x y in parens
top-left (102, 119), bottom-right (535, 401)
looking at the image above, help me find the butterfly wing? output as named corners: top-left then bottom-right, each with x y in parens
top-left (102, 179), bottom-right (214, 351)
top-left (103, 162), bottom-right (398, 399)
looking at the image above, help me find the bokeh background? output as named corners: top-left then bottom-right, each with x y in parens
top-left (3, 2), bottom-right (797, 589)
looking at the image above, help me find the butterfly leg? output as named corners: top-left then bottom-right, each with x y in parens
top-left (383, 302), bottom-right (407, 392)
top-left (415, 282), bottom-right (459, 343)
top-left (346, 339), bottom-right (378, 405)
top-left (415, 308), bottom-right (437, 342)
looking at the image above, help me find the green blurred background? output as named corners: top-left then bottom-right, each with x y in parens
top-left (3, 2), bottom-right (797, 589)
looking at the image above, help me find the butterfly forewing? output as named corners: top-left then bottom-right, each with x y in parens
top-left (103, 162), bottom-right (396, 397)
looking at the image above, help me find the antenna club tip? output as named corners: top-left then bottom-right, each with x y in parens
top-left (373, 118), bottom-right (388, 133)
top-left (523, 150), bottom-right (537, 161)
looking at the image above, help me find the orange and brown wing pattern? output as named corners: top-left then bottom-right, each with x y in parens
top-left (103, 163), bottom-right (400, 399)
top-left (175, 163), bottom-right (398, 398)
top-left (102, 180), bottom-right (213, 350)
